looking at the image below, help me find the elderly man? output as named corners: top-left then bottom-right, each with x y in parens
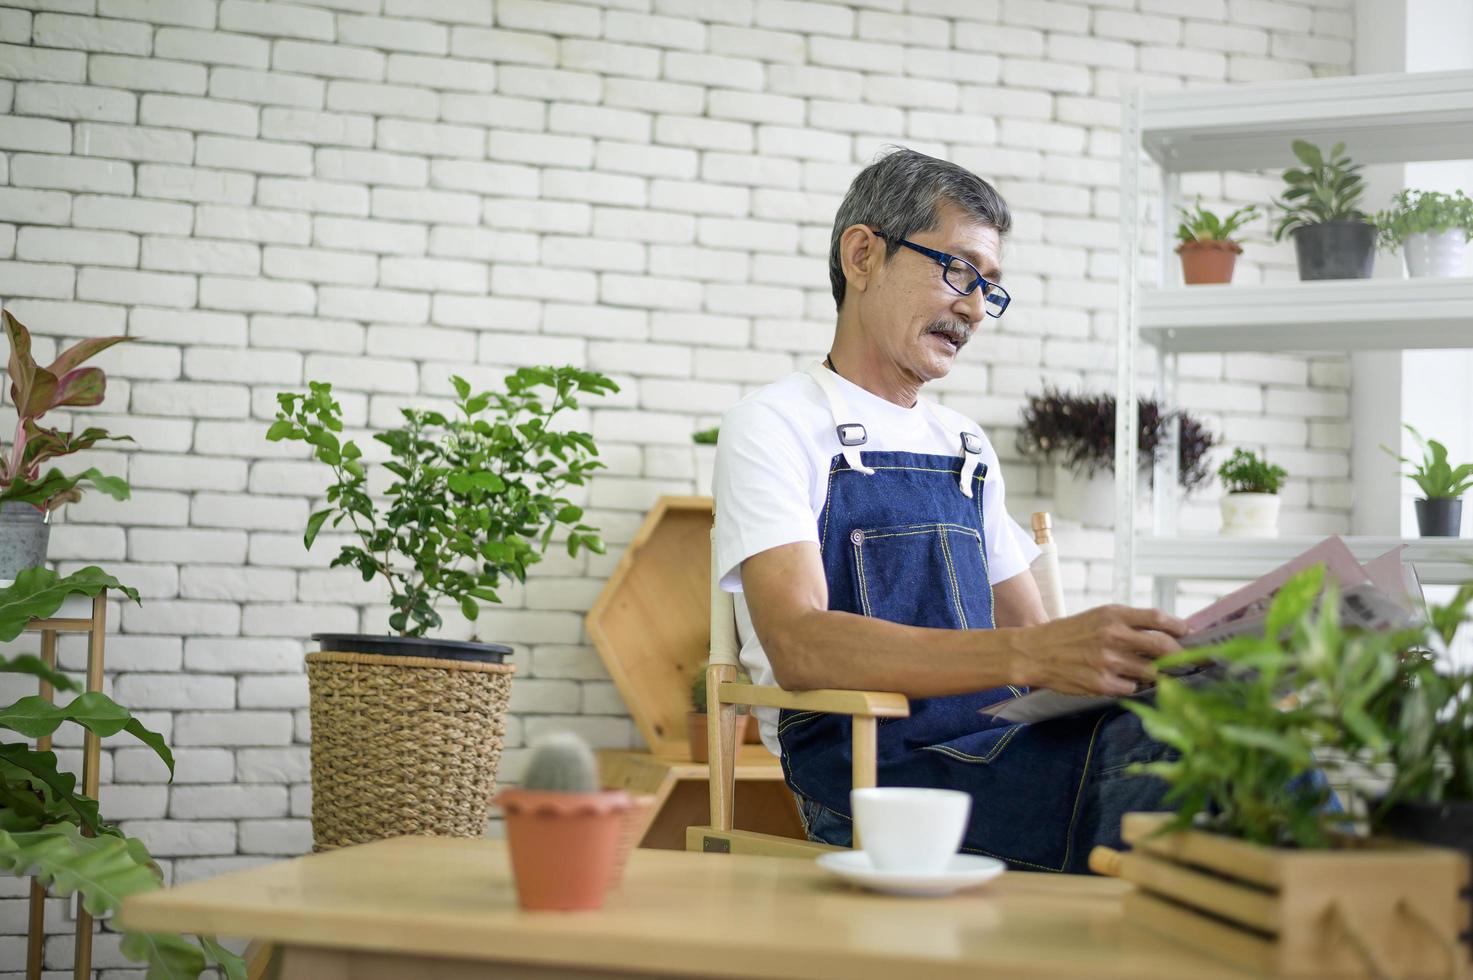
top-left (713, 147), bottom-right (1189, 874)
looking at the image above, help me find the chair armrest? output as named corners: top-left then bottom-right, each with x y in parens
top-left (717, 681), bottom-right (909, 718)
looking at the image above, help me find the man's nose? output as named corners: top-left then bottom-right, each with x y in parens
top-left (952, 287), bottom-right (985, 326)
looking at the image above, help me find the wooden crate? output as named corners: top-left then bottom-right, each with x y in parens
top-left (586, 496), bottom-right (714, 758)
top-left (1118, 812), bottom-right (1470, 977)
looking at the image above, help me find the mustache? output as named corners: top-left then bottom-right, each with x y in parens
top-left (926, 320), bottom-right (971, 349)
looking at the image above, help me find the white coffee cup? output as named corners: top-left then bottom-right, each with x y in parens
top-left (850, 787), bottom-right (971, 874)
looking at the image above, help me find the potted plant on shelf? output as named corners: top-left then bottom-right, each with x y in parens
top-left (1375, 189), bottom-right (1473, 278)
top-left (1117, 567), bottom-right (1471, 976)
top-left (688, 669), bottom-right (751, 762)
top-left (692, 425), bottom-right (718, 498)
top-left (0, 312), bottom-right (131, 578)
top-left (267, 367), bottom-right (618, 849)
top-left (1018, 388), bottom-right (1217, 527)
top-left (1216, 447), bottom-right (1286, 538)
top-left (1174, 200), bottom-right (1259, 285)
top-left (1272, 140), bottom-right (1376, 281)
top-left (1381, 423), bottom-right (1471, 537)
top-left (496, 732), bottom-right (631, 911)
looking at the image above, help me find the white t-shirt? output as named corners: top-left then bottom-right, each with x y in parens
top-left (713, 367), bottom-right (1041, 755)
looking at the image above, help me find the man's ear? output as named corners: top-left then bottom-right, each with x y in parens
top-left (838, 224), bottom-right (881, 297)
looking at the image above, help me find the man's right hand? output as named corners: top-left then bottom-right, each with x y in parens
top-left (1013, 605), bottom-right (1191, 697)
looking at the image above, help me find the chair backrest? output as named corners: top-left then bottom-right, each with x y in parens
top-left (709, 531), bottom-right (741, 671)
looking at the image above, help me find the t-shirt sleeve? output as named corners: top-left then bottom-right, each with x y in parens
top-left (712, 400), bottom-right (819, 592)
top-left (978, 431), bottom-right (1041, 585)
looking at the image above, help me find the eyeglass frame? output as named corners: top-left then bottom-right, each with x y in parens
top-left (871, 229), bottom-right (1011, 318)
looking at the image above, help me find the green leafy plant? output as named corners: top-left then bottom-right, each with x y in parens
top-left (1176, 200), bottom-right (1259, 245)
top-left (692, 426), bottom-right (719, 445)
top-left (1375, 189), bottom-right (1473, 251)
top-left (1272, 140), bottom-right (1369, 242)
top-left (0, 567), bottom-right (243, 978)
top-left (1370, 583), bottom-right (1473, 813)
top-left (268, 367), bottom-right (618, 637)
top-left (1381, 423), bottom-right (1473, 500)
top-left (0, 312), bottom-right (131, 513)
top-left (1218, 448), bottom-right (1287, 495)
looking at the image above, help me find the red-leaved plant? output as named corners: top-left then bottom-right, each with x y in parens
top-left (1, 311), bottom-right (131, 513)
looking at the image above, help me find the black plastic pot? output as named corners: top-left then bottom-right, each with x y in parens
top-left (311, 633), bottom-right (512, 664)
top-left (1290, 220), bottom-right (1376, 280)
top-left (1383, 799), bottom-right (1473, 947)
top-left (1415, 498), bottom-right (1463, 537)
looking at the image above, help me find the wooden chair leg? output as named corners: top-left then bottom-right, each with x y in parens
top-left (850, 715), bottom-right (877, 849)
top-left (706, 664), bottom-right (738, 834)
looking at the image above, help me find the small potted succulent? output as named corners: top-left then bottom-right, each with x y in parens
top-left (1018, 388), bottom-right (1216, 527)
top-left (0, 312), bottom-right (131, 577)
top-left (687, 670), bottom-right (751, 762)
top-left (1174, 200), bottom-right (1259, 285)
top-left (267, 367), bottom-right (618, 849)
top-left (1375, 188), bottom-right (1473, 278)
top-left (1381, 423), bottom-right (1471, 537)
top-left (496, 733), bottom-right (631, 911)
top-left (692, 425), bottom-right (718, 498)
top-left (1272, 140), bottom-right (1375, 280)
top-left (1216, 447), bottom-right (1287, 538)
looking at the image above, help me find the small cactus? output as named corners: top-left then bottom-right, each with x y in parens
top-left (521, 732), bottom-right (599, 793)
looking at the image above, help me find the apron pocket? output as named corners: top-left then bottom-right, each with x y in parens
top-left (850, 522), bottom-right (987, 630)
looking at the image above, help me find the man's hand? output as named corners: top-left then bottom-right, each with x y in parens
top-left (1014, 605), bottom-right (1190, 697)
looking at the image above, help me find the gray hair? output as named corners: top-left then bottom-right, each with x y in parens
top-left (828, 146), bottom-right (1012, 312)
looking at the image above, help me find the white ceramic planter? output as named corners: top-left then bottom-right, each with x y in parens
top-left (1404, 229), bottom-right (1468, 278)
top-left (1219, 492), bottom-right (1281, 538)
top-left (1052, 465), bottom-right (1149, 527)
top-left (694, 444), bottom-right (717, 498)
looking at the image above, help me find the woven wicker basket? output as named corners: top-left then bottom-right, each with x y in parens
top-left (305, 648), bottom-right (514, 851)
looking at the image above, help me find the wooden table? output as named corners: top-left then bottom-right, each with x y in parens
top-left (120, 836), bottom-right (1262, 979)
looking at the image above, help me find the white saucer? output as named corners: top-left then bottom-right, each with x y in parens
top-left (816, 850), bottom-right (1006, 896)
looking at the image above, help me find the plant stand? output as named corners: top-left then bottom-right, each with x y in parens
top-left (23, 591), bottom-right (108, 980)
top-left (1118, 812), bottom-right (1469, 977)
top-left (597, 748), bottom-right (803, 850)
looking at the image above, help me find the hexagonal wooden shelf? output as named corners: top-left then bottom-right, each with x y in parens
top-left (586, 495), bottom-right (715, 759)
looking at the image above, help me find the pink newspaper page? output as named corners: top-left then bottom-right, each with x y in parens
top-left (1185, 535), bottom-right (1372, 632)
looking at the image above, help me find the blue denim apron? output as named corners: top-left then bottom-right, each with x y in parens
top-left (778, 364), bottom-right (1109, 873)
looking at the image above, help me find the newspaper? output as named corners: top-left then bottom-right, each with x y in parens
top-left (979, 538), bottom-right (1423, 725)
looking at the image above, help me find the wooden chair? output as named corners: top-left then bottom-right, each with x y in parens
top-left (687, 513), bottom-right (1066, 857)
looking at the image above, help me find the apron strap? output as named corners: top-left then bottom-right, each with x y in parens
top-left (806, 361), bottom-right (874, 476)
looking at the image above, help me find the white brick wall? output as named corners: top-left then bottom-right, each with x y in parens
top-left (0, 0), bottom-right (1355, 966)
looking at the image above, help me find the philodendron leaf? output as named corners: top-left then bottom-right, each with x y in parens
top-left (0, 653), bottom-right (80, 692)
top-left (0, 693), bottom-right (174, 776)
top-left (0, 566), bottom-right (140, 643)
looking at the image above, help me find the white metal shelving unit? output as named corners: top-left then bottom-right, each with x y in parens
top-left (1113, 69), bottom-right (1473, 609)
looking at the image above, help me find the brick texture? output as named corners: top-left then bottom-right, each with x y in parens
top-left (0, 0), bottom-right (1356, 946)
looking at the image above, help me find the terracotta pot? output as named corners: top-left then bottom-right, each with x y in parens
top-left (607, 793), bottom-right (657, 889)
top-left (686, 711), bottom-right (751, 763)
top-left (1176, 239), bottom-right (1241, 284)
top-left (497, 788), bottom-right (630, 911)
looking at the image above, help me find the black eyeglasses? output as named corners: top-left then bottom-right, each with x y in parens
top-left (874, 231), bottom-right (1011, 318)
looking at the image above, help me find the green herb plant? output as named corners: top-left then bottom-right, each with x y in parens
top-left (1374, 189), bottom-right (1473, 252)
top-left (0, 312), bottom-right (130, 513)
top-left (269, 367), bottom-right (618, 637)
top-left (1272, 140), bottom-right (1369, 242)
top-left (692, 426), bottom-right (719, 445)
top-left (0, 567), bottom-right (242, 978)
top-left (1381, 423), bottom-right (1473, 500)
top-left (1125, 566), bottom-right (1415, 848)
top-left (1217, 448), bottom-right (1288, 495)
top-left (1176, 200), bottom-right (1260, 245)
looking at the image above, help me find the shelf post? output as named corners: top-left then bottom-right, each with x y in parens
top-left (1115, 88), bottom-right (1144, 604)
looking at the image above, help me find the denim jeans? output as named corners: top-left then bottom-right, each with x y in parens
top-left (795, 709), bottom-right (1176, 875)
